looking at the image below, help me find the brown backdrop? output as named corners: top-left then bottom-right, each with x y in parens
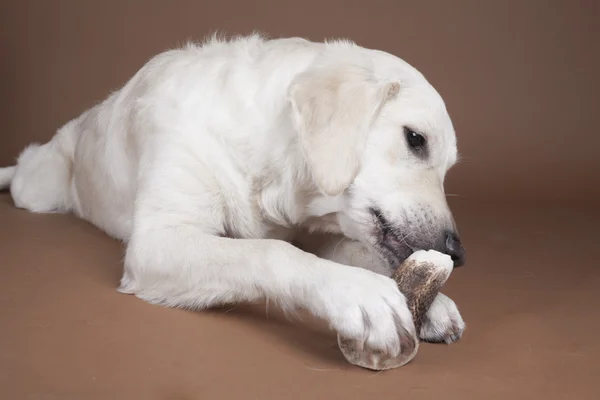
top-left (1, 0), bottom-right (599, 206)
top-left (2, 2), bottom-right (600, 399)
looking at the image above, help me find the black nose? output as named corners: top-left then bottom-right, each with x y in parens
top-left (445, 232), bottom-right (466, 267)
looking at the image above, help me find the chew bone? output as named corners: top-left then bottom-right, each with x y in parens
top-left (337, 250), bottom-right (453, 370)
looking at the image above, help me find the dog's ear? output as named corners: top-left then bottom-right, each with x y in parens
top-left (289, 64), bottom-right (400, 196)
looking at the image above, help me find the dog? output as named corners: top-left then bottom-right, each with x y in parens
top-left (0, 34), bottom-right (466, 359)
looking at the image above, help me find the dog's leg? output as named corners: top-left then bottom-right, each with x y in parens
top-left (295, 232), bottom-right (465, 343)
top-left (119, 177), bottom-right (416, 357)
top-left (293, 231), bottom-right (395, 276)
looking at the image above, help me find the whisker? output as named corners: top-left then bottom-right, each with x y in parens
top-left (396, 231), bottom-right (417, 252)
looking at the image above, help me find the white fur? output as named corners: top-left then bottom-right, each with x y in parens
top-left (0, 34), bottom-right (465, 357)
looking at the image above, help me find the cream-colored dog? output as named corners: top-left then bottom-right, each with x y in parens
top-left (0, 34), bottom-right (466, 358)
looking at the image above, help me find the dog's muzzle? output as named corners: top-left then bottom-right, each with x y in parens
top-left (371, 207), bottom-right (466, 268)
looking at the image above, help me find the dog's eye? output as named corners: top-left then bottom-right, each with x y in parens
top-left (404, 127), bottom-right (426, 150)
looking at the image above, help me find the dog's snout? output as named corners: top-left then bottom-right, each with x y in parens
top-left (445, 231), bottom-right (466, 268)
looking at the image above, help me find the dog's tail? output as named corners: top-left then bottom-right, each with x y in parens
top-left (0, 166), bottom-right (16, 190)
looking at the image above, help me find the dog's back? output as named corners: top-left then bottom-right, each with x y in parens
top-left (0, 35), bottom-right (320, 240)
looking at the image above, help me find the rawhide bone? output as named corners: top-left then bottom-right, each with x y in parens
top-left (337, 250), bottom-right (453, 370)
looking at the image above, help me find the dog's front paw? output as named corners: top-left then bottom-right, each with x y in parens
top-left (419, 293), bottom-right (465, 344)
top-left (313, 266), bottom-right (416, 358)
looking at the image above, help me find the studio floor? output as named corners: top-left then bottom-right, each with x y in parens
top-left (1, 193), bottom-right (598, 399)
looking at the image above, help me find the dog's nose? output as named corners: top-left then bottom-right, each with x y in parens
top-left (445, 232), bottom-right (466, 268)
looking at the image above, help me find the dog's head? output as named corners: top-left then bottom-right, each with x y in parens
top-left (290, 42), bottom-right (465, 268)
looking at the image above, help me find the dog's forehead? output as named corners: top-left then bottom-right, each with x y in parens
top-left (383, 59), bottom-right (455, 157)
top-left (409, 94), bottom-right (457, 170)
top-left (370, 52), bottom-right (451, 125)
top-left (384, 84), bottom-right (456, 152)
top-left (369, 49), bottom-right (422, 81)
top-left (367, 49), bottom-right (458, 168)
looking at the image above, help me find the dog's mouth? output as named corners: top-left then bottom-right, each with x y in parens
top-left (369, 207), bottom-right (415, 268)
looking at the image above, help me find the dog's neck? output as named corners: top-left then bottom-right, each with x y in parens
top-left (257, 168), bottom-right (347, 236)
top-left (247, 107), bottom-right (347, 237)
